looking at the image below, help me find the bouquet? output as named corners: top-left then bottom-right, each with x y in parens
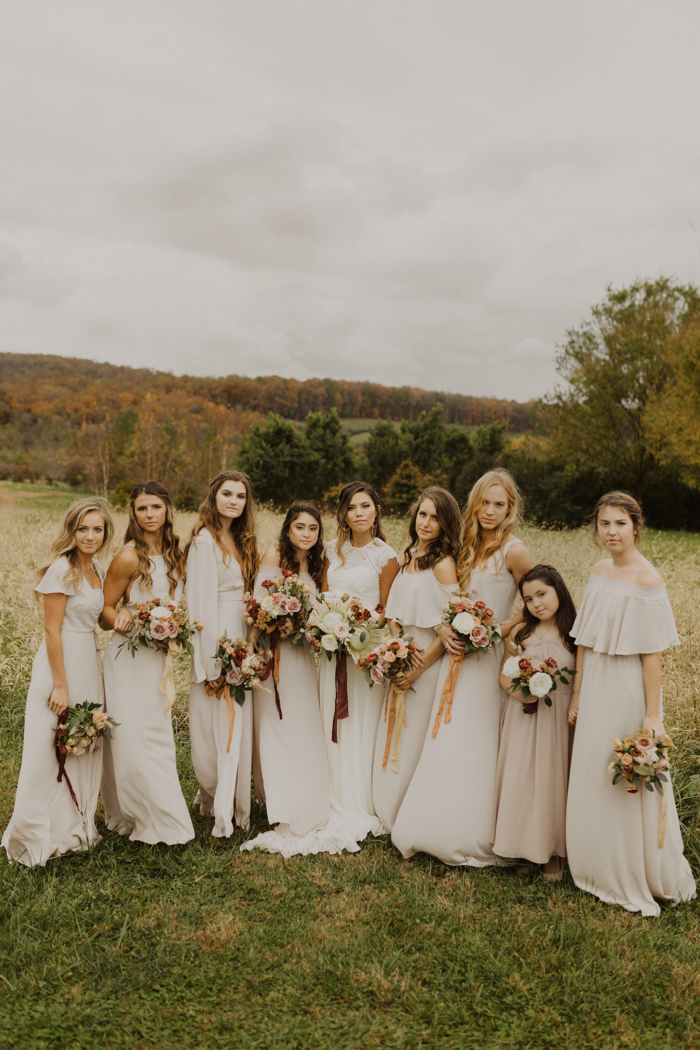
top-left (54, 701), bottom-right (119, 812)
top-left (118, 598), bottom-right (203, 713)
top-left (244, 570), bottom-right (316, 643)
top-left (119, 598), bottom-right (202, 658)
top-left (357, 632), bottom-right (421, 774)
top-left (609, 730), bottom-right (674, 848)
top-left (306, 593), bottom-right (384, 742)
top-left (432, 592), bottom-right (503, 737)
top-left (204, 634), bottom-right (271, 752)
top-left (502, 652), bottom-right (574, 713)
top-left (244, 571), bottom-right (316, 718)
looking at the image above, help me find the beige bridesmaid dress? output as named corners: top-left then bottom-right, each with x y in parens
top-left (492, 630), bottom-right (573, 864)
top-left (187, 529), bottom-right (254, 836)
top-left (3, 557), bottom-right (105, 866)
top-left (566, 573), bottom-right (696, 915)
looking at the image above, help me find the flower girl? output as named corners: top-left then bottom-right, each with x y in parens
top-left (492, 565), bottom-right (577, 877)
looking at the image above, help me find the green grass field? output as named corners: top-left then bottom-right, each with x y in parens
top-left (1, 487), bottom-right (699, 1049)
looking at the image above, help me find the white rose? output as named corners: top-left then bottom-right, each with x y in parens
top-left (149, 607), bottom-right (171, 620)
top-left (321, 634), bottom-right (339, 652)
top-left (321, 612), bottom-right (344, 634)
top-left (334, 623), bottom-right (350, 640)
top-left (502, 656), bottom-right (522, 678)
top-left (260, 595), bottom-right (276, 612)
top-left (452, 612), bottom-right (476, 636)
top-left (529, 672), bottom-right (554, 698)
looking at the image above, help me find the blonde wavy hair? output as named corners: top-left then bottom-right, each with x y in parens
top-left (457, 469), bottom-right (523, 587)
top-left (125, 481), bottom-right (184, 597)
top-left (36, 497), bottom-right (115, 592)
top-left (185, 471), bottom-right (259, 592)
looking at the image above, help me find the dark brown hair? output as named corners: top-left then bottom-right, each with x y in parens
top-left (334, 481), bottom-right (387, 566)
top-left (402, 487), bottom-right (461, 572)
top-left (591, 491), bottom-right (645, 546)
top-left (125, 481), bottom-right (183, 597)
top-left (278, 502), bottom-right (325, 589)
top-left (514, 564), bottom-right (577, 655)
top-left (186, 471), bottom-right (259, 591)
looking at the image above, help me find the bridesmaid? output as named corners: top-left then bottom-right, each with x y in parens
top-left (392, 469), bottom-right (532, 865)
top-left (3, 498), bottom-right (114, 866)
top-left (493, 564), bottom-right (577, 877)
top-left (320, 481), bottom-right (399, 840)
top-left (185, 471), bottom-right (258, 837)
top-left (242, 503), bottom-right (360, 856)
top-left (566, 492), bottom-right (696, 914)
top-left (100, 481), bottom-right (194, 845)
top-left (372, 487), bottom-right (461, 833)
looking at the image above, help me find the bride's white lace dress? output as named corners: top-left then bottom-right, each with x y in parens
top-left (319, 538), bottom-right (397, 841)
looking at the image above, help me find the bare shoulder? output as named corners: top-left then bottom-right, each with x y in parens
top-left (432, 556), bottom-right (458, 585)
top-left (591, 558), bottom-right (612, 577)
top-left (260, 547), bottom-right (281, 567)
top-left (633, 561), bottom-right (664, 588)
top-left (110, 544), bottom-right (140, 572)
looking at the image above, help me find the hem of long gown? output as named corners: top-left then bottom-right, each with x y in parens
top-left (105, 815), bottom-right (194, 846)
top-left (395, 842), bottom-right (514, 867)
top-left (2, 830), bottom-right (100, 867)
top-left (571, 875), bottom-right (696, 917)
top-left (493, 843), bottom-right (566, 866)
top-left (240, 812), bottom-right (363, 857)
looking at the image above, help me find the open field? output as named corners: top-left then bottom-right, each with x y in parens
top-left (0, 486), bottom-right (699, 1049)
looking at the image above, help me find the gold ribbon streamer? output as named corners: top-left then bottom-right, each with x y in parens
top-left (658, 785), bottom-right (668, 849)
top-left (159, 639), bottom-right (180, 715)
top-left (204, 675), bottom-right (236, 753)
top-left (432, 653), bottom-right (463, 738)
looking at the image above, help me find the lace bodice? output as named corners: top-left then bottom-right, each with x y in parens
top-left (325, 539), bottom-right (397, 609)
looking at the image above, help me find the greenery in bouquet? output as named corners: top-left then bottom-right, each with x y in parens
top-left (502, 652), bottom-right (574, 712)
top-left (609, 730), bottom-right (674, 794)
top-left (243, 569), bottom-right (316, 644)
top-left (304, 592), bottom-right (384, 662)
top-left (119, 598), bottom-right (203, 657)
top-left (356, 632), bottom-right (421, 688)
top-left (439, 592), bottom-right (502, 654)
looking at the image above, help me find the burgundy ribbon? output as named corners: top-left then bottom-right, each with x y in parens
top-left (270, 632), bottom-right (283, 720)
top-left (331, 649), bottom-right (349, 743)
top-left (54, 710), bottom-right (81, 813)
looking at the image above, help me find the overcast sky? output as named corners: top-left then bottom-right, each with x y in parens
top-left (1, 0), bottom-right (699, 401)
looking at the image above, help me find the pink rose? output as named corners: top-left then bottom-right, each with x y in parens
top-left (286, 597), bottom-right (301, 614)
top-left (469, 625), bottom-right (487, 645)
top-left (370, 666), bottom-right (384, 684)
top-left (150, 621), bottom-right (169, 639)
top-left (226, 668), bottom-right (245, 686)
top-left (167, 620), bottom-right (179, 636)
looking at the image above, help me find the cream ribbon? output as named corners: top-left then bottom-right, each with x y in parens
top-left (159, 638), bottom-right (180, 715)
top-left (658, 786), bottom-right (668, 849)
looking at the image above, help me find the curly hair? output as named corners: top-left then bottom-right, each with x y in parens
top-left (186, 470), bottom-right (259, 591)
top-left (277, 502), bottom-right (325, 589)
top-left (457, 469), bottom-right (523, 587)
top-left (402, 487), bottom-right (461, 572)
top-left (591, 491), bottom-right (645, 547)
top-left (124, 481), bottom-right (184, 597)
top-left (36, 497), bottom-right (115, 592)
top-left (333, 481), bottom-right (387, 566)
top-left (513, 564), bottom-right (577, 655)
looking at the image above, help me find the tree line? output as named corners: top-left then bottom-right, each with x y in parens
top-left (2, 277), bottom-right (700, 529)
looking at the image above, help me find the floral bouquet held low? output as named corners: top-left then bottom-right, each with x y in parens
top-left (305, 593), bottom-right (384, 742)
top-left (55, 701), bottom-right (119, 813)
top-left (609, 730), bottom-right (674, 848)
top-left (502, 653), bottom-right (575, 715)
top-left (357, 633), bottom-right (421, 774)
top-left (118, 598), bottom-right (203, 714)
top-left (432, 593), bottom-right (502, 738)
top-left (205, 634), bottom-right (272, 752)
top-left (244, 570), bottom-right (315, 719)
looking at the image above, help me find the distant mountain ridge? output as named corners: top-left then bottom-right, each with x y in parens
top-left (0, 353), bottom-right (534, 430)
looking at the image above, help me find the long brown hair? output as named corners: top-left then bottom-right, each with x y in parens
top-left (187, 470), bottom-right (259, 591)
top-left (333, 481), bottom-right (387, 566)
top-left (402, 487), bottom-right (461, 572)
top-left (125, 481), bottom-right (183, 597)
top-left (513, 565), bottom-right (577, 655)
top-left (278, 502), bottom-right (325, 589)
top-left (457, 469), bottom-right (522, 587)
top-left (36, 497), bottom-right (115, 592)
top-left (592, 491), bottom-right (645, 546)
